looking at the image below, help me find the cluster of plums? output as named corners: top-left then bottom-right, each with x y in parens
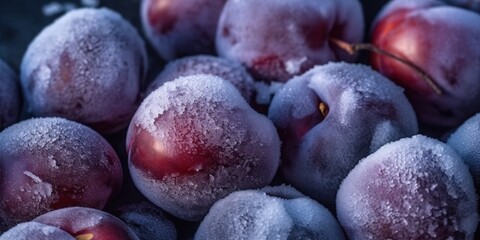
top-left (0, 0), bottom-right (479, 239)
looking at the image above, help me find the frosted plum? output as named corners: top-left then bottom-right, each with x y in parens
top-left (0, 118), bottom-right (123, 229)
top-left (141, 0), bottom-right (226, 60)
top-left (195, 185), bottom-right (345, 240)
top-left (34, 207), bottom-right (140, 240)
top-left (114, 202), bottom-right (177, 240)
top-left (21, 8), bottom-right (147, 133)
top-left (337, 135), bottom-right (478, 239)
top-left (447, 113), bottom-right (480, 197)
top-left (127, 75), bottom-right (280, 221)
top-left (0, 59), bottom-right (21, 130)
top-left (268, 62), bottom-right (418, 207)
top-left (216, 0), bottom-right (364, 82)
top-left (371, 0), bottom-right (480, 130)
top-left (145, 55), bottom-right (254, 102)
top-left (442, 0), bottom-right (480, 12)
top-left (0, 222), bottom-right (74, 240)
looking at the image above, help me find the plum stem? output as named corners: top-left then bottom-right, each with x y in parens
top-left (330, 38), bottom-right (442, 95)
top-left (319, 102), bottom-right (328, 117)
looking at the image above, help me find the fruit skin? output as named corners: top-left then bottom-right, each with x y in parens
top-left (127, 75), bottom-right (280, 221)
top-left (336, 135), bottom-right (478, 240)
top-left (0, 118), bottom-right (123, 230)
top-left (195, 185), bottom-right (345, 240)
top-left (0, 222), bottom-right (75, 240)
top-left (0, 59), bottom-right (21, 131)
top-left (441, 0), bottom-right (480, 12)
top-left (144, 55), bottom-right (254, 102)
top-left (216, 0), bottom-right (364, 82)
top-left (268, 62), bottom-right (418, 208)
top-left (370, 0), bottom-right (480, 130)
top-left (141, 0), bottom-right (226, 60)
top-left (21, 8), bottom-right (147, 134)
top-left (34, 207), bottom-right (140, 240)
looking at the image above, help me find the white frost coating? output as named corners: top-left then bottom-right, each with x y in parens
top-left (0, 222), bottom-right (74, 240)
top-left (195, 185), bottom-right (345, 240)
top-left (21, 8), bottom-right (147, 133)
top-left (285, 57), bottom-right (307, 75)
top-left (268, 62), bottom-right (418, 208)
top-left (145, 55), bottom-right (254, 102)
top-left (337, 135), bottom-right (478, 240)
top-left (254, 81), bottom-right (284, 105)
top-left (447, 113), bottom-right (480, 190)
top-left (129, 75), bottom-right (281, 221)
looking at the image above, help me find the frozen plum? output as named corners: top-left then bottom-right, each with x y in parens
top-left (0, 118), bottom-right (123, 229)
top-left (268, 62), bottom-right (418, 207)
top-left (127, 75), bottom-right (280, 221)
top-left (114, 202), bottom-right (177, 240)
top-left (442, 0), bottom-right (480, 12)
top-left (195, 185), bottom-right (345, 240)
top-left (141, 0), bottom-right (226, 60)
top-left (145, 55), bottom-right (254, 102)
top-left (337, 135), bottom-right (478, 239)
top-left (21, 8), bottom-right (147, 133)
top-left (216, 0), bottom-right (364, 82)
top-left (34, 207), bottom-right (139, 240)
top-left (447, 113), bottom-right (480, 197)
top-left (0, 222), bottom-right (74, 240)
top-left (0, 59), bottom-right (21, 130)
top-left (371, 0), bottom-right (480, 130)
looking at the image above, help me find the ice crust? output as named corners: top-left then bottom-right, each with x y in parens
top-left (116, 202), bottom-right (177, 240)
top-left (337, 135), bottom-right (478, 240)
top-left (0, 222), bottom-right (74, 240)
top-left (0, 118), bottom-right (121, 228)
top-left (21, 8), bottom-right (147, 133)
top-left (145, 55), bottom-right (254, 102)
top-left (447, 113), bottom-right (480, 192)
top-left (268, 62), bottom-right (418, 207)
top-left (129, 75), bottom-right (281, 221)
top-left (216, 0), bottom-right (364, 81)
top-left (195, 185), bottom-right (345, 240)
top-left (0, 60), bottom-right (21, 130)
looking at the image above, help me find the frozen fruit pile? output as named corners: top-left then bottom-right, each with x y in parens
top-left (0, 0), bottom-right (479, 239)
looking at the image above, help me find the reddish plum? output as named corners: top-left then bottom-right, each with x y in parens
top-left (371, 0), bottom-right (480, 130)
top-left (127, 75), bottom-right (280, 221)
top-left (216, 0), bottom-right (364, 82)
top-left (141, 0), bottom-right (226, 60)
top-left (337, 135), bottom-right (478, 239)
top-left (21, 8), bottom-right (147, 133)
top-left (268, 62), bottom-right (418, 207)
top-left (145, 55), bottom-right (254, 102)
top-left (0, 59), bottom-right (21, 130)
top-left (0, 118), bottom-right (123, 229)
top-left (34, 207), bottom-right (139, 240)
